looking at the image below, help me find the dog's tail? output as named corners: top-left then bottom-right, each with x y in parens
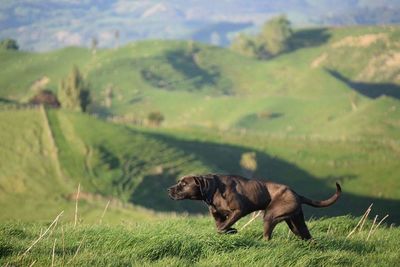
top-left (300, 183), bottom-right (341, 208)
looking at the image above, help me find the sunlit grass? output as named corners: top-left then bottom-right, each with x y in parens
top-left (1, 216), bottom-right (399, 266)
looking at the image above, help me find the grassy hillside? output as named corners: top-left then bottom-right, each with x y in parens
top-left (1, 216), bottom-right (399, 266)
top-left (134, 126), bottom-right (400, 222)
top-left (0, 47), bottom-right (92, 99)
top-left (0, 107), bottom-right (216, 222)
top-left (1, 105), bottom-right (399, 222)
top-left (0, 107), bottom-right (161, 223)
top-left (1, 25), bottom-right (400, 224)
top-left (1, 26), bottom-right (400, 139)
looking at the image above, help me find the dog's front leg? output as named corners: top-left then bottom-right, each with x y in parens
top-left (210, 207), bottom-right (237, 234)
top-left (209, 207), bottom-right (225, 229)
top-left (217, 210), bottom-right (242, 233)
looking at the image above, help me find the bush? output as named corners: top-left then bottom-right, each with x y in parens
top-left (0, 38), bottom-right (19, 50)
top-left (240, 152), bottom-right (257, 177)
top-left (29, 89), bottom-right (60, 108)
top-left (147, 111), bottom-right (165, 126)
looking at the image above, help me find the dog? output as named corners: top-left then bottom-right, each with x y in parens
top-left (168, 174), bottom-right (341, 240)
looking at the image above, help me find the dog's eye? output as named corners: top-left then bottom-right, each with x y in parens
top-left (181, 182), bottom-right (186, 186)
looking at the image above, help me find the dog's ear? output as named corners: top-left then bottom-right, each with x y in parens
top-left (193, 176), bottom-right (201, 187)
top-left (202, 175), bottom-right (217, 205)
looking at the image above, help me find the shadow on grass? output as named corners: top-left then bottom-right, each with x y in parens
top-left (262, 28), bottom-right (332, 60)
top-left (130, 131), bottom-right (400, 223)
top-left (165, 49), bottom-right (220, 90)
top-left (235, 112), bottom-right (284, 128)
top-left (0, 97), bottom-right (16, 104)
top-left (289, 28), bottom-right (332, 51)
top-left (130, 173), bottom-right (205, 214)
top-left (327, 69), bottom-right (400, 99)
top-left (140, 48), bottom-right (225, 93)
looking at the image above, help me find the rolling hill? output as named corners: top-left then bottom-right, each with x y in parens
top-left (1, 105), bottom-right (399, 222)
top-left (1, 25), bottom-right (400, 139)
top-left (1, 25), bottom-right (400, 224)
top-left (0, 106), bottom-right (214, 222)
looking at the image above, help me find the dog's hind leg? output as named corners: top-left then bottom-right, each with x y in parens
top-left (263, 215), bottom-right (278, 240)
top-left (285, 218), bottom-right (301, 237)
top-left (263, 201), bottom-right (298, 240)
top-left (289, 210), bottom-right (312, 240)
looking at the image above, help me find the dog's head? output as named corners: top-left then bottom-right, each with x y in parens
top-left (168, 174), bottom-right (217, 204)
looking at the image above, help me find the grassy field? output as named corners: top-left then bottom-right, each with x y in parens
top-left (1, 24), bottom-right (400, 265)
top-left (1, 216), bottom-right (399, 266)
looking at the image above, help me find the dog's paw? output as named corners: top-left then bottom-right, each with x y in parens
top-left (222, 228), bottom-right (237, 234)
top-left (226, 228), bottom-right (237, 234)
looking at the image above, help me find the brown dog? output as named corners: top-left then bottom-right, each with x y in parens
top-left (168, 174), bottom-right (341, 240)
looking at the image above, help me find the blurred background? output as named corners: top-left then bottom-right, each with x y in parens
top-left (0, 0), bottom-right (400, 224)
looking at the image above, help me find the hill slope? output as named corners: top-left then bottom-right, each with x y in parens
top-left (0, 107), bottom-right (215, 222)
top-left (2, 105), bottom-right (400, 222)
top-left (1, 25), bottom-right (400, 223)
top-left (1, 26), bottom-right (400, 139)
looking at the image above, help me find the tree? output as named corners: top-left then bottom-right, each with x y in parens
top-left (230, 33), bottom-right (258, 58)
top-left (58, 66), bottom-right (91, 112)
top-left (230, 15), bottom-right (293, 59)
top-left (257, 15), bottom-right (293, 58)
top-left (0, 38), bottom-right (19, 50)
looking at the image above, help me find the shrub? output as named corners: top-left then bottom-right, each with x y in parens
top-left (0, 38), bottom-right (19, 50)
top-left (147, 111), bottom-right (165, 126)
top-left (240, 152), bottom-right (257, 177)
top-left (29, 89), bottom-right (60, 108)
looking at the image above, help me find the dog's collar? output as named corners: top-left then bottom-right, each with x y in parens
top-left (199, 185), bottom-right (214, 206)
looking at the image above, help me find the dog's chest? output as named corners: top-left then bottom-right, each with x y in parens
top-left (212, 192), bottom-right (232, 215)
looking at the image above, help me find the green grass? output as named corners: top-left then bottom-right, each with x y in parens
top-left (0, 108), bottom-right (211, 222)
top-left (0, 109), bottom-right (206, 223)
top-left (1, 106), bottom-right (400, 222)
top-left (1, 216), bottom-right (399, 266)
top-left (1, 26), bottom-right (400, 139)
top-left (0, 108), bottom-right (167, 224)
top-left (1, 24), bottom-right (400, 225)
top-left (134, 125), bottom-right (400, 222)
